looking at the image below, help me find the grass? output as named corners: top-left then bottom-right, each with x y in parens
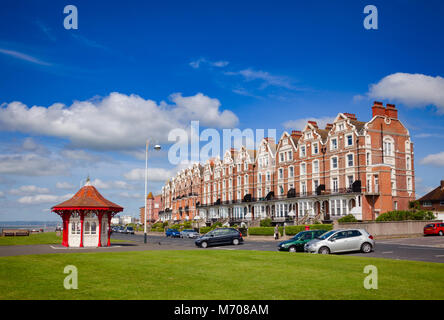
top-left (0, 232), bottom-right (133, 246)
top-left (0, 250), bottom-right (443, 300)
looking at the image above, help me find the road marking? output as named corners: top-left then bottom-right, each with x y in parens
top-left (435, 255), bottom-right (444, 257)
top-left (50, 245), bottom-right (121, 250)
top-left (382, 251), bottom-right (393, 254)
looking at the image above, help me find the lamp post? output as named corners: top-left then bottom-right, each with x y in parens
top-left (144, 141), bottom-right (161, 244)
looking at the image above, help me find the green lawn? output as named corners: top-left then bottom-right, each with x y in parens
top-left (0, 232), bottom-right (132, 246)
top-left (0, 250), bottom-right (443, 300)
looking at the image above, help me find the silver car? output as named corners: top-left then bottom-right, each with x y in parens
top-left (180, 229), bottom-right (200, 238)
top-left (304, 229), bottom-right (375, 254)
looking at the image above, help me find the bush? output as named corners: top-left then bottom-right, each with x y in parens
top-left (376, 210), bottom-right (435, 222)
top-left (260, 218), bottom-right (272, 227)
top-left (248, 227), bottom-right (284, 236)
top-left (170, 224), bottom-right (181, 230)
top-left (409, 200), bottom-right (421, 210)
top-left (199, 226), bottom-right (212, 234)
top-left (183, 221), bottom-right (192, 229)
top-left (338, 214), bottom-right (358, 223)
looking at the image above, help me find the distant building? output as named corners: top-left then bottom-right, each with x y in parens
top-left (139, 192), bottom-right (162, 223)
top-left (418, 180), bottom-right (444, 220)
top-left (111, 216), bottom-right (120, 225)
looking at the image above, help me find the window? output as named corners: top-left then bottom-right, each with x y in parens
top-left (258, 173), bottom-right (262, 183)
top-left (347, 154), bottom-right (354, 167)
top-left (266, 172), bottom-right (271, 181)
top-left (332, 177), bottom-right (339, 192)
top-left (338, 123), bottom-right (345, 131)
top-left (406, 156), bottom-right (411, 170)
top-left (347, 175), bottom-right (354, 188)
top-left (279, 168), bottom-right (283, 179)
top-left (312, 142), bottom-right (319, 154)
top-left (244, 175), bottom-right (248, 186)
top-left (366, 152), bottom-right (371, 165)
top-left (331, 157), bottom-right (338, 169)
top-left (331, 138), bottom-right (338, 150)
top-left (345, 134), bottom-right (353, 147)
top-left (288, 151), bottom-right (293, 160)
top-left (394, 201), bottom-right (398, 210)
top-left (289, 166), bottom-right (294, 178)
top-left (384, 139), bottom-right (394, 156)
top-left (300, 146), bottom-right (306, 157)
top-left (280, 152), bottom-right (284, 163)
top-left (423, 201), bottom-right (432, 207)
top-left (301, 182), bottom-right (307, 195)
top-left (300, 163), bottom-right (306, 175)
top-left (313, 179), bottom-right (319, 190)
top-left (313, 160), bottom-right (319, 173)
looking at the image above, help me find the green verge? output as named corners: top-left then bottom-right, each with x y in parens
top-left (0, 250), bottom-right (443, 300)
top-left (0, 232), bottom-right (133, 246)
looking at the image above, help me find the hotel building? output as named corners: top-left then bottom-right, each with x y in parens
top-left (159, 102), bottom-right (415, 224)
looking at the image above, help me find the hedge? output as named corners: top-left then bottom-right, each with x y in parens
top-left (376, 210), bottom-right (435, 222)
top-left (284, 224), bottom-right (332, 236)
top-left (338, 214), bottom-right (358, 223)
top-left (248, 224), bottom-right (333, 236)
top-left (199, 227), bottom-right (212, 234)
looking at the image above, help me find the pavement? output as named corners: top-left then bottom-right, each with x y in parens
top-left (1, 233), bottom-right (444, 263)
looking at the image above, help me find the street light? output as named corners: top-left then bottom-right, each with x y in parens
top-left (144, 141), bottom-right (161, 244)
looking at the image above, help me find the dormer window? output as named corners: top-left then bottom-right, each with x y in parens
top-left (306, 132), bottom-right (312, 139)
top-left (338, 123), bottom-right (345, 131)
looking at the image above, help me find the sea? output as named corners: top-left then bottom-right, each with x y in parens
top-left (0, 221), bottom-right (60, 233)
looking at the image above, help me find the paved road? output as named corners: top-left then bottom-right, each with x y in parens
top-left (111, 233), bottom-right (444, 263)
top-left (1, 232), bottom-right (444, 263)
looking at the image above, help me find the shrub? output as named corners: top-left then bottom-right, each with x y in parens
top-left (170, 224), bottom-right (181, 230)
top-left (199, 227), bottom-right (212, 234)
top-left (260, 218), bottom-right (272, 227)
top-left (183, 221), bottom-right (192, 229)
top-left (376, 210), bottom-right (435, 222)
top-left (248, 227), bottom-right (274, 236)
top-left (162, 221), bottom-right (169, 227)
top-left (409, 200), bottom-right (421, 210)
top-left (338, 214), bottom-right (358, 223)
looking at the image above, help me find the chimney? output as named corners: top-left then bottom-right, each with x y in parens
top-left (325, 123), bottom-right (333, 131)
top-left (291, 130), bottom-right (302, 139)
top-left (343, 113), bottom-right (357, 120)
top-left (308, 121), bottom-right (318, 128)
top-left (385, 103), bottom-right (398, 119)
top-left (372, 101), bottom-right (385, 117)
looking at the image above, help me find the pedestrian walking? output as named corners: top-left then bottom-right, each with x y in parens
top-left (274, 225), bottom-right (279, 240)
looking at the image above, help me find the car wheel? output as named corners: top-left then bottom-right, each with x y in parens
top-left (233, 238), bottom-right (239, 245)
top-left (289, 246), bottom-right (297, 253)
top-left (439, 231), bottom-right (443, 236)
top-left (361, 242), bottom-right (373, 253)
top-left (319, 246), bottom-right (330, 254)
top-left (201, 241), bottom-right (208, 248)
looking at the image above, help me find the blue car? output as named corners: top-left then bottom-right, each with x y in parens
top-left (165, 228), bottom-right (180, 238)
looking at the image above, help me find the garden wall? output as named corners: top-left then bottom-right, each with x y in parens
top-left (334, 220), bottom-right (442, 237)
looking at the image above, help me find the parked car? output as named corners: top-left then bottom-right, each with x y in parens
top-left (165, 228), bottom-right (181, 238)
top-left (124, 226), bottom-right (134, 234)
top-left (180, 229), bottom-right (200, 238)
top-left (195, 228), bottom-right (243, 248)
top-left (278, 230), bottom-right (327, 252)
top-left (117, 226), bottom-right (126, 233)
top-left (304, 229), bottom-right (374, 254)
top-left (424, 222), bottom-right (444, 236)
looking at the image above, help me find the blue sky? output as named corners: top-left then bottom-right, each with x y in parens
top-left (0, 0), bottom-right (443, 220)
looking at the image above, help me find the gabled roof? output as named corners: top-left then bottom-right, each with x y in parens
top-left (52, 183), bottom-right (123, 211)
top-left (418, 182), bottom-right (444, 202)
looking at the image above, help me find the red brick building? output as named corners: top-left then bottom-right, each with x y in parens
top-left (139, 192), bottom-right (162, 223)
top-left (159, 102), bottom-right (415, 223)
top-left (418, 180), bottom-right (444, 220)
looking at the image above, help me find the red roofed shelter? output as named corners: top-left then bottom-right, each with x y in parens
top-left (51, 178), bottom-right (123, 247)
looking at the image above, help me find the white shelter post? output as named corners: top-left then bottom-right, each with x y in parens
top-left (144, 140), bottom-right (149, 244)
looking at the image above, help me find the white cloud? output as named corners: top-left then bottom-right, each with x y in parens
top-left (56, 182), bottom-right (75, 189)
top-left (189, 58), bottom-right (229, 69)
top-left (364, 73), bottom-right (444, 113)
top-left (124, 168), bottom-right (173, 182)
top-left (60, 149), bottom-right (100, 162)
top-left (226, 68), bottom-right (296, 90)
top-left (18, 193), bottom-right (74, 204)
top-left (0, 191), bottom-right (4, 198)
top-left (10, 185), bottom-right (50, 195)
top-left (90, 179), bottom-right (133, 190)
top-left (283, 116), bottom-right (335, 130)
top-left (420, 152), bottom-right (444, 167)
top-left (0, 153), bottom-right (68, 176)
top-left (0, 92), bottom-right (238, 150)
top-left (0, 48), bottom-right (52, 66)
top-left (119, 192), bottom-right (143, 199)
